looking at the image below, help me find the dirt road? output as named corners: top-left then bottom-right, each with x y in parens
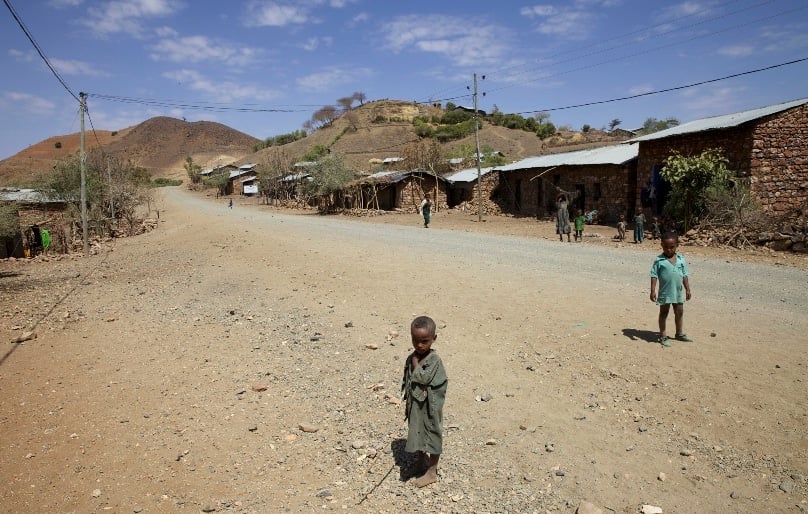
top-left (1, 187), bottom-right (806, 513)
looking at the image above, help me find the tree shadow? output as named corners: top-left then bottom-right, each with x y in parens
top-left (622, 328), bottom-right (659, 344)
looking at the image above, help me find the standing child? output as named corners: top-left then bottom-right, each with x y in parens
top-left (420, 196), bottom-right (432, 228)
top-left (573, 209), bottom-right (585, 242)
top-left (617, 214), bottom-right (627, 241)
top-left (651, 216), bottom-right (662, 240)
top-left (402, 315), bottom-right (447, 487)
top-left (649, 232), bottom-right (693, 347)
top-left (634, 210), bottom-right (646, 243)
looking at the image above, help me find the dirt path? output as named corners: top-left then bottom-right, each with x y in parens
top-left (1, 187), bottom-right (806, 513)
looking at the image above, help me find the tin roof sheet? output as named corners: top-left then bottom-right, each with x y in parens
top-left (443, 167), bottom-right (496, 183)
top-left (629, 97), bottom-right (808, 142)
top-left (497, 144), bottom-right (637, 172)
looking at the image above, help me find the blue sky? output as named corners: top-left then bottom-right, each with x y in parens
top-left (1, 0), bottom-right (807, 160)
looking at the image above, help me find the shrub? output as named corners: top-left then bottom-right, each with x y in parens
top-left (152, 177), bottom-right (183, 187)
top-left (54, 142), bottom-right (62, 149)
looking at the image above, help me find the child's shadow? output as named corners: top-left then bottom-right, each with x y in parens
top-left (390, 438), bottom-right (413, 481)
top-left (622, 328), bottom-right (659, 344)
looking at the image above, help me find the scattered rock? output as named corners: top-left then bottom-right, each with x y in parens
top-left (641, 505), bottom-right (663, 514)
top-left (11, 331), bottom-right (36, 343)
top-left (730, 491), bottom-right (739, 499)
top-left (298, 423), bottom-right (319, 433)
top-left (201, 503), bottom-right (217, 512)
top-left (133, 506), bottom-right (143, 513)
top-left (251, 384), bottom-right (268, 392)
top-left (545, 442), bottom-right (555, 453)
top-left (365, 343), bottom-right (379, 350)
top-left (344, 321), bottom-right (353, 328)
top-left (680, 449), bottom-right (693, 456)
top-left (779, 480), bottom-right (795, 493)
top-left (248, 425), bottom-right (258, 432)
top-left (485, 439), bottom-right (497, 446)
top-left (576, 500), bottom-right (603, 514)
top-left (316, 489), bottom-right (332, 498)
top-left (91, 489), bottom-right (101, 498)
top-left (351, 440), bottom-right (365, 449)
top-left (555, 469), bottom-right (565, 477)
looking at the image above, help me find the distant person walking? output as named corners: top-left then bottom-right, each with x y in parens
top-left (634, 210), bottom-right (646, 243)
top-left (555, 194), bottom-right (571, 242)
top-left (228, 198), bottom-right (233, 209)
top-left (420, 195), bottom-right (432, 228)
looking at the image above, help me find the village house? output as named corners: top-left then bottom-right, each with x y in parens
top-left (0, 188), bottom-right (69, 258)
top-left (628, 97), bottom-right (808, 218)
top-left (443, 166), bottom-right (499, 212)
top-left (346, 169), bottom-right (447, 211)
top-left (495, 144), bottom-right (639, 222)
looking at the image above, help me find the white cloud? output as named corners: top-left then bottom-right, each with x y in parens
top-left (296, 66), bottom-right (372, 92)
top-left (679, 85), bottom-right (742, 114)
top-left (151, 35), bottom-right (260, 66)
top-left (163, 69), bottom-right (281, 102)
top-left (84, 0), bottom-right (183, 37)
top-left (8, 49), bottom-right (34, 62)
top-left (244, 1), bottom-right (310, 27)
top-left (655, 1), bottom-right (714, 23)
top-left (301, 36), bottom-right (333, 51)
top-left (51, 58), bottom-right (110, 77)
top-left (0, 92), bottom-right (57, 115)
top-left (520, 5), bottom-right (557, 17)
top-left (717, 45), bottom-right (755, 57)
top-left (49, 0), bottom-right (84, 7)
top-left (628, 84), bottom-right (654, 95)
top-left (381, 15), bottom-right (508, 67)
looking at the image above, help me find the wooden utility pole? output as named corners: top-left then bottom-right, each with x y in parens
top-left (473, 73), bottom-right (483, 222)
top-left (79, 92), bottom-right (89, 255)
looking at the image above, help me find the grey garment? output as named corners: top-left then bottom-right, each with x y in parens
top-left (402, 351), bottom-right (447, 454)
top-left (556, 201), bottom-right (571, 234)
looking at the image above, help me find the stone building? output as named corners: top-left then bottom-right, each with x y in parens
top-left (628, 97), bottom-right (808, 217)
top-left (348, 170), bottom-right (448, 211)
top-left (0, 188), bottom-right (69, 258)
top-left (494, 145), bottom-right (639, 222)
top-left (443, 166), bottom-right (500, 213)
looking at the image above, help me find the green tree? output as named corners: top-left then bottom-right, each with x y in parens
top-left (642, 117), bottom-right (679, 134)
top-left (661, 148), bottom-right (731, 230)
top-left (184, 156), bottom-right (202, 184)
top-left (536, 121), bottom-right (556, 139)
top-left (301, 154), bottom-right (356, 213)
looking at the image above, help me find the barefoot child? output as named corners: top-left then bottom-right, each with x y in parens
top-left (573, 209), bottom-right (585, 242)
top-left (616, 214), bottom-right (627, 241)
top-left (649, 231), bottom-right (693, 347)
top-left (401, 316), bottom-right (447, 487)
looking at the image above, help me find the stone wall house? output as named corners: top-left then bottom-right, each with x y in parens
top-left (629, 98), bottom-right (808, 217)
top-left (350, 170), bottom-right (447, 211)
top-left (0, 188), bottom-right (70, 258)
top-left (443, 166), bottom-right (501, 214)
top-left (495, 145), bottom-right (638, 222)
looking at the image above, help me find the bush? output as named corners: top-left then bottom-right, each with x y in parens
top-left (152, 177), bottom-right (183, 187)
top-left (414, 120), bottom-right (434, 138)
top-left (535, 122), bottom-right (556, 139)
top-left (111, 131), bottom-right (118, 136)
top-left (433, 120), bottom-right (476, 142)
top-left (372, 115), bottom-right (387, 123)
top-left (54, 142), bottom-right (62, 149)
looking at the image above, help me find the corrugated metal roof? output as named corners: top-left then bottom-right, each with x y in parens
top-left (238, 163), bottom-right (257, 170)
top-left (443, 167), bottom-right (496, 184)
top-left (629, 97), bottom-right (808, 142)
top-left (497, 144), bottom-right (638, 172)
top-left (0, 188), bottom-right (64, 203)
top-left (383, 157), bottom-right (405, 164)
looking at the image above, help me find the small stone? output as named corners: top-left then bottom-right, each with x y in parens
top-left (555, 469), bottom-right (565, 476)
top-left (641, 505), bottom-right (663, 514)
top-left (316, 489), bottom-right (332, 498)
top-left (133, 506), bottom-right (143, 513)
top-left (344, 321), bottom-right (353, 328)
top-left (730, 491), bottom-right (739, 499)
top-left (545, 442), bottom-right (555, 452)
top-left (201, 503), bottom-right (217, 512)
top-left (11, 331), bottom-right (36, 344)
top-left (298, 423), bottom-right (319, 433)
top-left (365, 343), bottom-right (379, 350)
top-left (310, 335), bottom-right (320, 341)
top-left (92, 489), bottom-right (101, 498)
top-left (519, 424), bottom-right (527, 430)
top-left (248, 425), bottom-right (258, 432)
top-left (451, 494), bottom-right (463, 502)
top-left (251, 384), bottom-right (268, 392)
top-left (710, 332), bottom-right (716, 337)
top-left (680, 449), bottom-right (693, 456)
top-left (485, 439), bottom-right (497, 445)
top-left (576, 500), bottom-right (603, 514)
top-left (779, 480), bottom-right (795, 493)
top-left (658, 472), bottom-right (666, 482)
top-left (638, 425), bottom-right (648, 432)
top-left (791, 473), bottom-right (804, 482)
top-left (351, 440), bottom-right (365, 449)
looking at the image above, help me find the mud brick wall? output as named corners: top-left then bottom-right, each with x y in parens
top-left (396, 175), bottom-right (448, 212)
top-left (636, 103), bottom-right (808, 217)
top-left (497, 164), bottom-right (636, 222)
top-left (446, 173), bottom-right (501, 214)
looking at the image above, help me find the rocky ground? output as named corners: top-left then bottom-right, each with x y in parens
top-left (1, 188), bottom-right (806, 514)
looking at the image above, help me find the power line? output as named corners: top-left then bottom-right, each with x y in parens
top-left (86, 93), bottom-right (312, 113)
top-left (515, 57), bottom-right (808, 115)
top-left (2, 0), bottom-right (79, 102)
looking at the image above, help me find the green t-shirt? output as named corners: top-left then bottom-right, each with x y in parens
top-left (574, 215), bottom-right (585, 231)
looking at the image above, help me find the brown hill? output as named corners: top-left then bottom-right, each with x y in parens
top-left (0, 117), bottom-right (259, 186)
top-left (241, 100), bottom-right (627, 173)
top-left (0, 100), bottom-right (627, 187)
